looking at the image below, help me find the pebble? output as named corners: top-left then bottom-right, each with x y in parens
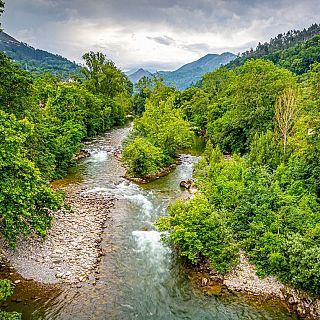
top-left (0, 186), bottom-right (115, 285)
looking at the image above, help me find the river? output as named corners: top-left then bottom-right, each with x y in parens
top-left (2, 125), bottom-right (297, 319)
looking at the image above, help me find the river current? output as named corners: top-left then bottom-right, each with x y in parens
top-left (3, 125), bottom-right (296, 319)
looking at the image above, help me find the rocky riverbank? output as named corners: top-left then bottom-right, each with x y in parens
top-left (198, 253), bottom-right (320, 319)
top-left (0, 184), bottom-right (115, 285)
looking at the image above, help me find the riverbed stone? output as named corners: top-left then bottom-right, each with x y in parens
top-left (0, 184), bottom-right (115, 285)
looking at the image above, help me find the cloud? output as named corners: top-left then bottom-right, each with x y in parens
top-left (147, 35), bottom-right (176, 46)
top-left (2, 0), bottom-right (320, 70)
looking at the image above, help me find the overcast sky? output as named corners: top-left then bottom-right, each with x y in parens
top-left (2, 0), bottom-right (320, 71)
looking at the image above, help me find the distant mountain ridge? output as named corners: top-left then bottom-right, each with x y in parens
top-left (159, 52), bottom-right (236, 90)
top-left (0, 31), bottom-right (80, 77)
top-left (127, 68), bottom-right (154, 83)
top-left (127, 52), bottom-right (236, 90)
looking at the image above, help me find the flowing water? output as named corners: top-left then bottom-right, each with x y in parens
top-left (2, 125), bottom-right (297, 319)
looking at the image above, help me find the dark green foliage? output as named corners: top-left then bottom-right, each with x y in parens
top-left (247, 131), bottom-right (283, 169)
top-left (82, 51), bottom-right (132, 98)
top-left (178, 87), bottom-right (210, 129)
top-left (202, 59), bottom-right (296, 153)
top-left (0, 111), bottom-right (64, 246)
top-left (156, 195), bottom-right (239, 273)
top-left (228, 24), bottom-right (320, 70)
top-left (0, 52), bottom-right (33, 118)
top-left (228, 25), bottom-right (320, 76)
top-left (133, 76), bottom-right (154, 115)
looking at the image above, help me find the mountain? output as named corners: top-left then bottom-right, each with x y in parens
top-left (0, 31), bottom-right (80, 77)
top-left (127, 68), bottom-right (153, 83)
top-left (159, 52), bottom-right (236, 90)
top-left (128, 52), bottom-right (236, 90)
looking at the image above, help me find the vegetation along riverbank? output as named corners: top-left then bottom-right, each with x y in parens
top-left (123, 30), bottom-right (320, 319)
top-left (2, 0), bottom-right (320, 316)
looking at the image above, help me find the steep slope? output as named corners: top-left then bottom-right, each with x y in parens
top-left (227, 23), bottom-right (320, 73)
top-left (159, 52), bottom-right (236, 90)
top-left (0, 31), bottom-right (80, 77)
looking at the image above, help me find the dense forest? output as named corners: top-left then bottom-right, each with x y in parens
top-left (124, 27), bottom-right (320, 297)
top-left (228, 24), bottom-right (320, 74)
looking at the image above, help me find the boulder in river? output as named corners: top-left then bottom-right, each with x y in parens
top-left (180, 179), bottom-right (194, 190)
top-left (72, 149), bottom-right (91, 161)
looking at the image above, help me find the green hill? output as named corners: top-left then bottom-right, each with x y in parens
top-left (0, 31), bottom-right (80, 78)
top-left (227, 23), bottom-right (320, 74)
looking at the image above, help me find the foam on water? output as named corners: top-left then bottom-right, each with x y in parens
top-left (84, 150), bottom-right (108, 163)
top-left (84, 187), bottom-right (110, 194)
top-left (123, 194), bottom-right (153, 218)
top-left (132, 231), bottom-right (169, 259)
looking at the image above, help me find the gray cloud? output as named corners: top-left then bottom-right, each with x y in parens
top-left (147, 35), bottom-right (176, 46)
top-left (2, 0), bottom-right (320, 70)
top-left (181, 43), bottom-right (212, 53)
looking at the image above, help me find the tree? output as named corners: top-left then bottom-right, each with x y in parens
top-left (81, 51), bottom-right (131, 98)
top-left (0, 111), bottom-right (63, 246)
top-left (275, 87), bottom-right (298, 154)
top-left (206, 59), bottom-right (296, 153)
top-left (133, 76), bottom-right (154, 114)
top-left (0, 53), bottom-right (33, 118)
top-left (136, 95), bottom-right (193, 157)
top-left (123, 137), bottom-right (167, 177)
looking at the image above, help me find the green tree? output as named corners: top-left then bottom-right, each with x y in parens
top-left (206, 60), bottom-right (296, 153)
top-left (0, 53), bottom-right (33, 118)
top-left (81, 51), bottom-right (131, 98)
top-left (0, 111), bottom-right (63, 246)
top-left (156, 195), bottom-right (239, 273)
top-left (135, 96), bottom-right (193, 157)
top-left (123, 137), bottom-right (167, 177)
top-left (133, 76), bottom-right (154, 114)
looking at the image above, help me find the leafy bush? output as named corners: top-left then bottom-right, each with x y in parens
top-left (0, 280), bottom-right (13, 302)
top-left (156, 195), bottom-right (239, 273)
top-left (123, 137), bottom-right (168, 177)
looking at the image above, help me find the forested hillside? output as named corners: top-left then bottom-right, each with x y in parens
top-left (0, 31), bottom-right (80, 78)
top-left (228, 23), bottom-right (320, 74)
top-left (124, 25), bottom-right (320, 299)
